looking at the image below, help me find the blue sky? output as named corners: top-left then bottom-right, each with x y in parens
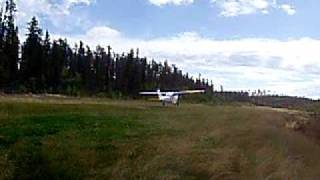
top-left (29, 0), bottom-right (318, 39)
top-left (25, 0), bottom-right (316, 39)
top-left (2, 0), bottom-right (320, 98)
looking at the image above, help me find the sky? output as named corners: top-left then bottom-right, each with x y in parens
top-left (1, 0), bottom-right (320, 98)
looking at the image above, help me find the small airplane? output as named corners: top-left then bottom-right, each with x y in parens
top-left (139, 89), bottom-right (205, 106)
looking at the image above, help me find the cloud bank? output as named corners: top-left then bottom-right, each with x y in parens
top-left (211, 0), bottom-right (296, 16)
top-left (149, 0), bottom-right (296, 16)
top-left (0, 0), bottom-right (95, 31)
top-left (53, 26), bottom-right (320, 99)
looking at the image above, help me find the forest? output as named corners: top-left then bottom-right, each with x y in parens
top-left (0, 0), bottom-right (213, 97)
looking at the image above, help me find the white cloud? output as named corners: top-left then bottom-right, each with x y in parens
top-left (279, 4), bottom-right (296, 15)
top-left (86, 26), bottom-right (121, 39)
top-left (149, 0), bottom-right (194, 6)
top-left (53, 26), bottom-right (320, 98)
top-left (211, 0), bottom-right (296, 17)
top-left (149, 0), bottom-right (296, 17)
top-left (0, 0), bottom-right (95, 32)
top-left (212, 0), bottom-right (269, 17)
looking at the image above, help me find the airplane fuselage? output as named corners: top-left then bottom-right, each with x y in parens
top-left (159, 93), bottom-right (180, 105)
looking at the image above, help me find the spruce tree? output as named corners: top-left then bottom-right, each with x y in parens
top-left (21, 16), bottom-right (44, 92)
top-left (43, 30), bottom-right (51, 89)
top-left (0, 6), bottom-right (6, 88)
top-left (0, 6), bottom-right (4, 49)
top-left (49, 40), bottom-right (66, 92)
top-left (4, 0), bottom-right (19, 86)
top-left (0, 0), bottom-right (19, 89)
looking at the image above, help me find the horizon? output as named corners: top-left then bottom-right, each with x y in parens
top-left (1, 0), bottom-right (320, 99)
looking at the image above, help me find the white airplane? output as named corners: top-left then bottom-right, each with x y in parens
top-left (140, 89), bottom-right (205, 106)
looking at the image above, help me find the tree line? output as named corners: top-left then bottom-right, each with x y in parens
top-left (0, 0), bottom-right (213, 97)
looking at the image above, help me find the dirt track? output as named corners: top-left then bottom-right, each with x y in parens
top-left (257, 106), bottom-right (320, 146)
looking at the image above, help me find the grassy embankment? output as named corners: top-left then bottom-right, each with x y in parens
top-left (1, 95), bottom-right (320, 179)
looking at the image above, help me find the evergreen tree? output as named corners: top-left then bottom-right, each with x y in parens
top-left (4, 0), bottom-right (19, 85)
top-left (21, 16), bottom-right (44, 91)
top-left (0, 0), bottom-right (19, 89)
top-left (94, 45), bottom-right (107, 91)
top-left (84, 45), bottom-right (94, 91)
top-left (48, 39), bottom-right (66, 92)
top-left (0, 6), bottom-right (3, 49)
top-left (0, 6), bottom-right (7, 87)
top-left (77, 41), bottom-right (86, 89)
top-left (105, 45), bottom-right (113, 92)
top-left (43, 30), bottom-right (51, 89)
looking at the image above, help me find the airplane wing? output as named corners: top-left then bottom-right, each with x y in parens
top-left (173, 90), bottom-right (205, 95)
top-left (139, 92), bottom-right (159, 95)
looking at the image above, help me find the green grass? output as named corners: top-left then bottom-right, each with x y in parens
top-left (1, 96), bottom-right (320, 179)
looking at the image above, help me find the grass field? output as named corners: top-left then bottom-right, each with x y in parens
top-left (1, 95), bottom-right (320, 179)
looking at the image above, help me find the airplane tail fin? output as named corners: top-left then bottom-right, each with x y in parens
top-left (157, 89), bottom-right (162, 99)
